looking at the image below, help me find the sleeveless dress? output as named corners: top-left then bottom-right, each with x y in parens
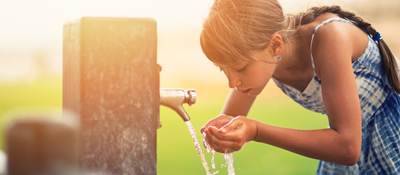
top-left (272, 17), bottom-right (400, 174)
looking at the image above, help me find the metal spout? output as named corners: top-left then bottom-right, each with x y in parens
top-left (160, 88), bottom-right (197, 121)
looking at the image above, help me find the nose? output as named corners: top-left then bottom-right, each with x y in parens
top-left (228, 78), bottom-right (242, 89)
top-left (224, 69), bottom-right (242, 89)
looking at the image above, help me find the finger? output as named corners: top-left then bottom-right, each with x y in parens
top-left (220, 116), bottom-right (243, 133)
top-left (205, 130), bottom-right (241, 153)
top-left (201, 121), bottom-right (215, 133)
top-left (201, 122), bottom-right (215, 133)
top-left (204, 131), bottom-right (217, 150)
top-left (208, 126), bottom-right (241, 143)
top-left (213, 114), bottom-right (234, 125)
top-left (200, 126), bottom-right (206, 134)
top-left (202, 132), bottom-right (214, 152)
top-left (201, 115), bottom-right (232, 133)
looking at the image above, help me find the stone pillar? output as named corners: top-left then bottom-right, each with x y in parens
top-left (63, 17), bottom-right (159, 175)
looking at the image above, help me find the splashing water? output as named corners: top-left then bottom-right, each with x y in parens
top-left (224, 153), bottom-right (235, 175)
top-left (185, 116), bottom-right (237, 175)
top-left (185, 121), bottom-right (213, 175)
top-left (203, 132), bottom-right (218, 174)
top-left (219, 117), bottom-right (238, 175)
top-left (202, 130), bottom-right (235, 175)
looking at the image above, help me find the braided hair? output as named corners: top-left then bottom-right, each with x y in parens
top-left (291, 5), bottom-right (400, 93)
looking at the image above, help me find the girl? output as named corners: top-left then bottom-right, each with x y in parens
top-left (200, 1), bottom-right (400, 174)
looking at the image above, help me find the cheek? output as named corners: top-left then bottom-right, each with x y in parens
top-left (252, 75), bottom-right (269, 90)
top-left (245, 66), bottom-right (274, 88)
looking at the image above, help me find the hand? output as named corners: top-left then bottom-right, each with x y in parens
top-left (200, 114), bottom-right (235, 134)
top-left (203, 116), bottom-right (258, 153)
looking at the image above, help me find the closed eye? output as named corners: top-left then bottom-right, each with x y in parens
top-left (236, 65), bottom-right (247, 72)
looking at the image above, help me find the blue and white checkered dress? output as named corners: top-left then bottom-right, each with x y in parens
top-left (273, 17), bottom-right (400, 174)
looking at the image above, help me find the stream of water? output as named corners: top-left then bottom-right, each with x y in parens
top-left (201, 126), bottom-right (236, 175)
top-left (185, 120), bottom-right (236, 175)
top-left (185, 121), bottom-right (214, 175)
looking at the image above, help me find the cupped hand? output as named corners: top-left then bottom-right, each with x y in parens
top-left (203, 116), bottom-right (258, 153)
top-left (200, 114), bottom-right (235, 134)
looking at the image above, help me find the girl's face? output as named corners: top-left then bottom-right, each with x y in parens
top-left (219, 50), bottom-right (278, 96)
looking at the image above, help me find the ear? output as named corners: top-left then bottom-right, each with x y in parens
top-left (268, 33), bottom-right (284, 56)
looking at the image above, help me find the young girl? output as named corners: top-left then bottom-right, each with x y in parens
top-left (200, 1), bottom-right (400, 174)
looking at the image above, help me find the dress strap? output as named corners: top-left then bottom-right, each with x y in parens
top-left (309, 17), bottom-right (353, 74)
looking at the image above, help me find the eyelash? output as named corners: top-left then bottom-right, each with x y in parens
top-left (237, 66), bottom-right (246, 72)
top-left (218, 65), bottom-right (246, 73)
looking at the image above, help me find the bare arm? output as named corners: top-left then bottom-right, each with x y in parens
top-left (254, 123), bottom-right (358, 165)
top-left (221, 89), bottom-right (257, 116)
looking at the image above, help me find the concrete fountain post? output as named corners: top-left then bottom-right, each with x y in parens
top-left (63, 17), bottom-right (159, 175)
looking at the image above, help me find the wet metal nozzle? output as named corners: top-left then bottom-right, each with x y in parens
top-left (160, 88), bottom-right (197, 122)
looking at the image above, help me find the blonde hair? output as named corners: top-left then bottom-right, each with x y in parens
top-left (200, 0), bottom-right (290, 68)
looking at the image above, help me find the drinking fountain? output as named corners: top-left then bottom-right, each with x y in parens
top-left (160, 88), bottom-right (197, 121)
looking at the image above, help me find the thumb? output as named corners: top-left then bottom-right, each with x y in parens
top-left (201, 115), bottom-right (233, 133)
top-left (219, 116), bottom-right (242, 133)
top-left (214, 117), bottom-right (233, 128)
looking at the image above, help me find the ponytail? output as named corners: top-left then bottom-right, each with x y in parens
top-left (295, 6), bottom-right (400, 93)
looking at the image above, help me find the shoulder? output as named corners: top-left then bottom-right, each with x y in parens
top-left (310, 13), bottom-right (368, 67)
top-left (306, 15), bottom-right (362, 91)
top-left (312, 22), bottom-right (353, 60)
top-left (310, 16), bottom-right (358, 76)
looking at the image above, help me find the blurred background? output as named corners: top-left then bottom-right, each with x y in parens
top-left (0, 0), bottom-right (399, 174)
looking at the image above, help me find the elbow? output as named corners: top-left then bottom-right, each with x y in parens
top-left (340, 142), bottom-right (361, 166)
top-left (334, 122), bottom-right (362, 166)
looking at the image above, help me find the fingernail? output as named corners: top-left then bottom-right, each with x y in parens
top-left (209, 126), bottom-right (218, 131)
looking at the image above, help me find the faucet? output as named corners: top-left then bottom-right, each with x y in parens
top-left (160, 88), bottom-right (197, 121)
